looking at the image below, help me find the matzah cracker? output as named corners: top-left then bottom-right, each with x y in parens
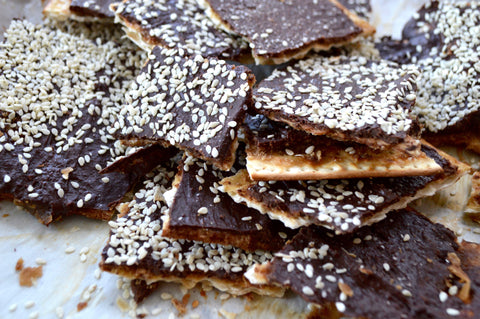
top-left (198, 0), bottom-right (375, 64)
top-left (243, 114), bottom-right (442, 180)
top-left (253, 54), bottom-right (421, 150)
top-left (246, 209), bottom-right (480, 319)
top-left (221, 145), bottom-right (469, 233)
top-left (111, 0), bottom-right (248, 59)
top-left (466, 171), bottom-right (480, 215)
top-left (0, 20), bottom-right (146, 224)
top-left (100, 165), bottom-right (284, 297)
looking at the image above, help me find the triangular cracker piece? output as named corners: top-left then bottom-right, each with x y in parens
top-left (111, 0), bottom-right (248, 59)
top-left (221, 144), bottom-right (469, 233)
top-left (198, 0), bottom-right (375, 64)
top-left (243, 114), bottom-right (442, 180)
top-left (162, 153), bottom-right (295, 252)
top-left (118, 46), bottom-right (255, 170)
top-left (0, 20), bottom-right (146, 224)
top-left (100, 164), bottom-right (283, 297)
top-left (253, 54), bottom-right (421, 150)
top-left (43, 0), bottom-right (115, 21)
top-left (246, 208), bottom-right (480, 319)
top-left (377, 1), bottom-right (480, 153)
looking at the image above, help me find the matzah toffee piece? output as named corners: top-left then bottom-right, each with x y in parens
top-left (377, 1), bottom-right (480, 152)
top-left (44, 0), bottom-right (116, 21)
top-left (111, 0), bottom-right (248, 59)
top-left (162, 154), bottom-right (295, 252)
top-left (100, 164), bottom-right (283, 297)
top-left (243, 114), bottom-right (442, 180)
top-left (253, 55), bottom-right (421, 150)
top-left (119, 46), bottom-right (254, 170)
top-left (221, 145), bottom-right (469, 232)
top-left (0, 20), bottom-right (146, 224)
top-left (247, 209), bottom-right (480, 319)
top-left (199, 0), bottom-right (375, 64)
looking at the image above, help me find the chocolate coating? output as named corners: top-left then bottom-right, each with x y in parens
top-left (164, 152), bottom-right (294, 252)
top-left (204, 0), bottom-right (362, 62)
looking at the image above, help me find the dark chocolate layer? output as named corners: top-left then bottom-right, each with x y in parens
top-left (70, 0), bottom-right (115, 18)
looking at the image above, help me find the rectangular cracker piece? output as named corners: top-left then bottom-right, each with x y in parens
top-left (243, 114), bottom-right (442, 180)
top-left (221, 144), bottom-right (470, 233)
top-left (0, 20), bottom-right (146, 224)
top-left (246, 208), bottom-right (480, 319)
top-left (43, 0), bottom-right (115, 21)
top-left (253, 54), bottom-right (421, 150)
top-left (111, 0), bottom-right (249, 60)
top-left (198, 0), bottom-right (375, 64)
top-left (100, 164), bottom-right (284, 298)
top-left (377, 1), bottom-right (480, 144)
top-left (118, 46), bottom-right (255, 171)
top-left (162, 153), bottom-right (295, 252)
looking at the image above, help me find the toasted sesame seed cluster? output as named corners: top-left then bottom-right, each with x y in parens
top-left (3, 0), bottom-right (480, 317)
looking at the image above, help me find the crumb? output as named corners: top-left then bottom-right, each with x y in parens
top-left (200, 289), bottom-right (207, 299)
top-left (19, 266), bottom-right (43, 287)
top-left (15, 258), bottom-right (24, 271)
top-left (192, 300), bottom-right (200, 309)
top-left (3, 213), bottom-right (9, 217)
top-left (77, 301), bottom-right (88, 312)
top-left (172, 293), bottom-right (190, 316)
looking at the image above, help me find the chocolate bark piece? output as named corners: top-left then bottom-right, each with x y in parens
top-left (111, 0), bottom-right (248, 59)
top-left (337, 0), bottom-right (371, 20)
top-left (119, 46), bottom-right (255, 171)
top-left (100, 164), bottom-right (284, 297)
top-left (162, 153), bottom-right (294, 252)
top-left (70, 0), bottom-right (115, 18)
top-left (43, 0), bottom-right (115, 21)
top-left (0, 20), bottom-right (146, 224)
top-left (247, 209), bottom-right (480, 319)
top-left (243, 114), bottom-right (442, 180)
top-left (199, 0), bottom-right (375, 64)
top-left (253, 55), bottom-right (421, 150)
top-left (221, 144), bottom-right (469, 232)
top-left (377, 1), bottom-right (480, 137)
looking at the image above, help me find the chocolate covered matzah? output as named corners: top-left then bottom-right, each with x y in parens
top-left (100, 164), bottom-right (283, 297)
top-left (377, 1), bottom-right (480, 153)
top-left (0, 20), bottom-right (146, 224)
top-left (118, 46), bottom-right (255, 170)
top-left (199, 0), bottom-right (375, 64)
top-left (44, 0), bottom-right (116, 21)
top-left (247, 208), bottom-right (480, 318)
top-left (253, 55), bottom-right (421, 150)
top-left (111, 0), bottom-right (248, 59)
top-left (243, 114), bottom-right (442, 180)
top-left (162, 153), bottom-right (295, 252)
top-left (221, 145), bottom-right (469, 232)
